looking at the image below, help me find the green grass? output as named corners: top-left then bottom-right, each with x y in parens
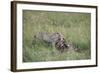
top-left (23, 10), bottom-right (91, 62)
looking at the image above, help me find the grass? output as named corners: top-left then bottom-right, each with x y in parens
top-left (23, 10), bottom-right (91, 62)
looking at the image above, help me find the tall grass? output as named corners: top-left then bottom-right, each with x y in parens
top-left (23, 10), bottom-right (91, 62)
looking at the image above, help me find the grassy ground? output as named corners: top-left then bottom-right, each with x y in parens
top-left (23, 10), bottom-right (91, 62)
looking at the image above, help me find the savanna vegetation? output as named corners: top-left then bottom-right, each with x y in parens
top-left (23, 10), bottom-right (91, 62)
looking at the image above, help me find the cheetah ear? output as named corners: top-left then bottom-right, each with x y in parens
top-left (55, 32), bottom-right (60, 35)
top-left (63, 38), bottom-right (66, 42)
